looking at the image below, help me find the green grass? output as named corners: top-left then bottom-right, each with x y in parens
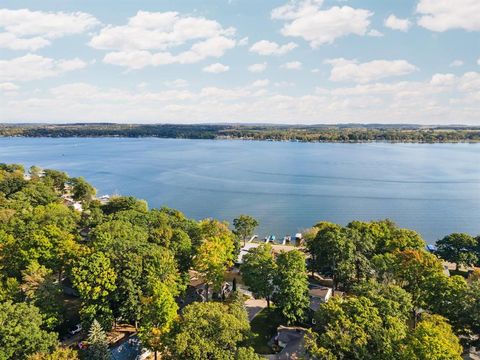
top-left (250, 307), bottom-right (283, 354)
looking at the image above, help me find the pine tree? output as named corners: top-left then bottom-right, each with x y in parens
top-left (85, 319), bottom-right (110, 360)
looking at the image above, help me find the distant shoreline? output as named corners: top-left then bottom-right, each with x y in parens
top-left (1, 123), bottom-right (480, 143)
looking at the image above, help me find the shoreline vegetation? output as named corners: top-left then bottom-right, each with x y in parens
top-left (2, 123), bottom-right (480, 143)
top-left (1, 163), bottom-right (480, 359)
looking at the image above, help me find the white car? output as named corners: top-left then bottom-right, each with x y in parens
top-left (69, 324), bottom-right (82, 336)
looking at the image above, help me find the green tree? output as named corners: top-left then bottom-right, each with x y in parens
top-left (0, 301), bottom-right (57, 360)
top-left (28, 347), bottom-right (79, 360)
top-left (167, 301), bottom-right (251, 360)
top-left (400, 314), bottom-right (462, 360)
top-left (71, 252), bottom-right (116, 329)
top-left (233, 215), bottom-right (258, 247)
top-left (273, 250), bottom-right (309, 324)
top-left (306, 296), bottom-right (407, 360)
top-left (69, 177), bottom-right (96, 203)
top-left (194, 234), bottom-right (235, 300)
top-left (307, 222), bottom-right (355, 290)
top-left (21, 262), bottom-right (63, 330)
top-left (138, 281), bottom-right (178, 360)
top-left (436, 233), bottom-right (478, 270)
top-left (241, 244), bottom-right (276, 308)
top-left (386, 249), bottom-right (444, 309)
top-left (101, 196), bottom-right (148, 215)
top-left (43, 169), bottom-right (69, 193)
top-left (352, 280), bottom-right (413, 323)
top-left (84, 319), bottom-right (110, 360)
top-left (234, 347), bottom-right (263, 360)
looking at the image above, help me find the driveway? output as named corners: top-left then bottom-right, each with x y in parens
top-left (244, 298), bottom-right (268, 321)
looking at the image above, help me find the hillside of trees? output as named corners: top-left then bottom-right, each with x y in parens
top-left (1, 123), bottom-right (480, 142)
top-left (1, 163), bottom-right (479, 359)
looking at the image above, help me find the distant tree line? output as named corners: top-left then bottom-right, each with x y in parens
top-left (1, 123), bottom-right (480, 142)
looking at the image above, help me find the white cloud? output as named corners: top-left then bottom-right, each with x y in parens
top-left (368, 29), bottom-right (384, 37)
top-left (384, 15), bottom-right (411, 32)
top-left (238, 37), bottom-right (249, 46)
top-left (0, 8), bottom-right (99, 50)
top-left (282, 61), bottom-right (302, 70)
top-left (90, 11), bottom-right (236, 69)
top-left (0, 82), bottom-right (19, 92)
top-left (478, 58), bottom-right (480, 66)
top-left (430, 73), bottom-right (456, 86)
top-left (450, 60), bottom-right (464, 67)
top-left (164, 79), bottom-right (189, 88)
top-left (0, 54), bottom-right (86, 82)
top-left (3, 72), bottom-right (479, 125)
top-left (249, 40), bottom-right (297, 55)
top-left (326, 58), bottom-right (417, 83)
top-left (416, 0), bottom-right (480, 32)
top-left (271, 0), bottom-right (373, 47)
top-left (203, 63), bottom-right (229, 73)
top-left (248, 62), bottom-right (267, 73)
top-left (251, 79), bottom-right (270, 87)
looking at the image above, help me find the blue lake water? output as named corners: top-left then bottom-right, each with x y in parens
top-left (1, 137), bottom-right (479, 243)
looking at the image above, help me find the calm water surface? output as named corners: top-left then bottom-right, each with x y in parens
top-left (1, 137), bottom-right (479, 243)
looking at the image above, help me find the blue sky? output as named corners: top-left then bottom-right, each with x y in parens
top-left (0, 0), bottom-right (479, 124)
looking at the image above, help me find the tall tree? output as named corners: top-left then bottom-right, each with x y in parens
top-left (0, 301), bottom-right (57, 360)
top-left (436, 233), bottom-right (478, 270)
top-left (400, 314), bottom-right (463, 360)
top-left (233, 215), bottom-right (258, 247)
top-left (273, 250), bottom-right (309, 324)
top-left (21, 261), bottom-right (63, 330)
top-left (85, 319), bottom-right (110, 360)
top-left (194, 234), bottom-right (234, 300)
top-left (28, 347), bottom-right (79, 360)
top-left (241, 244), bottom-right (276, 307)
top-left (306, 296), bottom-right (407, 360)
top-left (138, 281), bottom-right (178, 360)
top-left (71, 252), bottom-right (117, 329)
top-left (307, 222), bottom-right (355, 290)
top-left (69, 177), bottom-right (96, 203)
top-left (166, 301), bottom-right (251, 360)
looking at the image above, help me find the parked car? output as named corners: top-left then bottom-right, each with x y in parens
top-left (69, 324), bottom-right (82, 335)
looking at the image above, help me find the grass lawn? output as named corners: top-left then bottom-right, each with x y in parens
top-left (250, 307), bottom-right (283, 354)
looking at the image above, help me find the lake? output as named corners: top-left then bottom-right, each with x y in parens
top-left (1, 137), bottom-right (479, 243)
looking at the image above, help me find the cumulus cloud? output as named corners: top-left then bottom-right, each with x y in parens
top-left (0, 8), bottom-right (99, 50)
top-left (0, 54), bottom-right (87, 82)
top-left (249, 40), bottom-right (297, 55)
top-left (450, 60), bottom-right (464, 67)
top-left (164, 79), bottom-right (189, 88)
top-left (326, 58), bottom-right (417, 83)
top-left (203, 63), bottom-right (229, 73)
top-left (248, 63), bottom-right (267, 73)
top-left (271, 0), bottom-right (373, 47)
top-left (416, 0), bottom-right (480, 32)
top-left (89, 11), bottom-right (236, 69)
top-left (251, 79), bottom-right (270, 87)
top-left (368, 29), bottom-right (384, 37)
top-left (384, 15), bottom-right (411, 32)
top-left (3, 72), bottom-right (479, 124)
top-left (282, 61), bottom-right (302, 70)
top-left (0, 82), bottom-right (19, 92)
top-left (430, 73), bottom-right (456, 86)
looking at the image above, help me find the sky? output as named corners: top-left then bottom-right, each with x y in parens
top-left (0, 0), bottom-right (479, 125)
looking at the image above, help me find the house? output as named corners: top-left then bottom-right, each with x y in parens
top-left (274, 326), bottom-right (307, 360)
top-left (309, 286), bottom-right (333, 312)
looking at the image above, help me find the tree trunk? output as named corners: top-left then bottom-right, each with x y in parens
top-left (205, 284), bottom-right (209, 302)
top-left (267, 297), bottom-right (270, 309)
top-left (154, 351), bottom-right (158, 360)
